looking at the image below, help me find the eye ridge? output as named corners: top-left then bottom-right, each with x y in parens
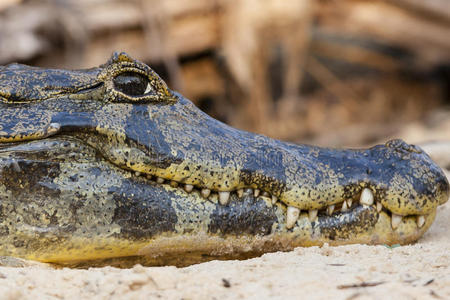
top-left (112, 71), bottom-right (151, 97)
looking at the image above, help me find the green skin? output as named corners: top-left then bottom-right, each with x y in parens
top-left (0, 52), bottom-right (448, 267)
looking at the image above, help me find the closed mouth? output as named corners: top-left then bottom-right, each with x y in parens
top-left (130, 171), bottom-right (429, 232)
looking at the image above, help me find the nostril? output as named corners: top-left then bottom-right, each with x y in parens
top-left (385, 139), bottom-right (423, 154)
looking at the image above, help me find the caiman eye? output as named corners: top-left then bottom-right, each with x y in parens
top-left (113, 72), bottom-right (151, 96)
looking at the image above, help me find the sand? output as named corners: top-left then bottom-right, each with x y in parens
top-left (0, 199), bottom-right (447, 299)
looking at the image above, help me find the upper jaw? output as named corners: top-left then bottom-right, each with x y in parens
top-left (117, 134), bottom-right (448, 233)
top-left (84, 95), bottom-right (448, 230)
top-left (155, 140), bottom-right (447, 215)
top-left (108, 95), bottom-right (446, 202)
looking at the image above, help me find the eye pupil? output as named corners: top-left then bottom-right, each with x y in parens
top-left (113, 72), bottom-right (149, 96)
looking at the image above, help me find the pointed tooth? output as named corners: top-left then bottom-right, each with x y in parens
top-left (416, 215), bottom-right (426, 228)
top-left (391, 214), bottom-right (402, 230)
top-left (237, 189), bottom-right (244, 198)
top-left (201, 188), bottom-right (211, 198)
top-left (219, 191), bottom-right (230, 205)
top-left (286, 206), bottom-right (300, 229)
top-left (184, 184), bottom-right (194, 193)
top-left (254, 189), bottom-right (260, 197)
top-left (170, 181), bottom-right (178, 188)
top-left (135, 171), bottom-right (141, 176)
top-left (347, 199), bottom-right (352, 207)
top-left (376, 202), bottom-right (382, 212)
top-left (146, 174), bottom-right (153, 180)
top-left (327, 204), bottom-right (335, 216)
top-left (308, 209), bottom-right (318, 222)
top-left (156, 177), bottom-right (165, 184)
top-left (360, 188), bottom-right (374, 206)
top-left (262, 191), bottom-right (270, 197)
top-left (48, 122), bottom-right (61, 133)
top-left (341, 201), bottom-right (348, 212)
top-left (271, 195), bottom-right (278, 204)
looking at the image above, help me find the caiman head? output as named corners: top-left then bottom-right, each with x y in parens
top-left (0, 52), bottom-right (448, 265)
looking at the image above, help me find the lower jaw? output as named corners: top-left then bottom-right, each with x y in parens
top-left (22, 207), bottom-right (435, 268)
top-left (136, 208), bottom-right (436, 267)
top-left (9, 179), bottom-right (436, 267)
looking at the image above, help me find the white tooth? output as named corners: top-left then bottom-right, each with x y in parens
top-left (170, 181), bottom-right (178, 188)
top-left (48, 123), bottom-right (61, 133)
top-left (271, 195), bottom-right (278, 204)
top-left (308, 209), bottom-right (318, 222)
top-left (417, 215), bottom-right (426, 228)
top-left (144, 83), bottom-right (152, 94)
top-left (219, 191), bottom-right (230, 205)
top-left (347, 199), bottom-right (352, 207)
top-left (262, 191), bottom-right (270, 197)
top-left (286, 206), bottom-right (300, 229)
top-left (360, 188), bottom-right (374, 206)
top-left (237, 189), bottom-right (244, 198)
top-left (135, 171), bottom-right (141, 176)
top-left (347, 199), bottom-right (353, 207)
top-left (184, 184), bottom-right (194, 193)
top-left (327, 204), bottom-right (335, 216)
top-left (254, 189), bottom-right (260, 197)
top-left (156, 177), bottom-right (165, 184)
top-left (341, 201), bottom-right (348, 212)
top-left (201, 188), bottom-right (211, 198)
top-left (146, 174), bottom-right (153, 180)
top-left (391, 214), bottom-right (402, 229)
top-left (376, 202), bottom-right (382, 212)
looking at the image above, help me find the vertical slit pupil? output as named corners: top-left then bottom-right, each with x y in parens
top-left (113, 72), bottom-right (149, 96)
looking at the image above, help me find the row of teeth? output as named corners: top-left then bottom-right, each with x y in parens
top-left (136, 173), bottom-right (427, 231)
top-left (136, 172), bottom-right (280, 205)
top-left (285, 188), bottom-right (426, 230)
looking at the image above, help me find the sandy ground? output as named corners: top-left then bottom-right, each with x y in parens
top-left (0, 199), bottom-right (447, 300)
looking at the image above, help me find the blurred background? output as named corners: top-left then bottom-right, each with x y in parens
top-left (0, 0), bottom-right (449, 153)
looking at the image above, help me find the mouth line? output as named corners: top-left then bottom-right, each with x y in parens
top-left (129, 170), bottom-right (429, 232)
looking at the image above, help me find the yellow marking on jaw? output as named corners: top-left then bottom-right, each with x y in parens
top-left (157, 160), bottom-right (242, 190)
top-left (22, 238), bottom-right (150, 263)
top-left (170, 186), bottom-right (215, 234)
top-left (0, 109), bottom-right (56, 143)
top-left (0, 123), bottom-right (60, 143)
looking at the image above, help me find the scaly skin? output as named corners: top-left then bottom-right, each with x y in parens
top-left (0, 53), bottom-right (448, 267)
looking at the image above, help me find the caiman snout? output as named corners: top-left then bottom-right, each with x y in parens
top-left (95, 91), bottom-right (449, 245)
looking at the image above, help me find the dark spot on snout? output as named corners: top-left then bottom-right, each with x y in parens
top-left (111, 179), bottom-right (177, 238)
top-left (319, 206), bottom-right (378, 240)
top-left (208, 194), bottom-right (277, 236)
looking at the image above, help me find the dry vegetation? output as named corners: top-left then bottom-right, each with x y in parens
top-left (0, 0), bottom-right (449, 146)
